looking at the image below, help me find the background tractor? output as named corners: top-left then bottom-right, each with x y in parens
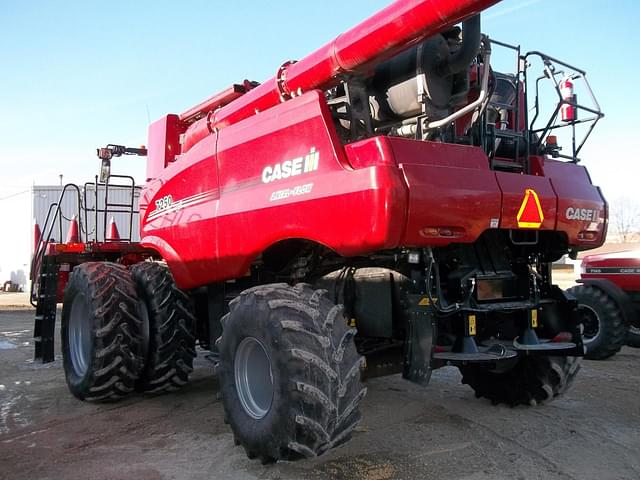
top-left (568, 250), bottom-right (640, 359)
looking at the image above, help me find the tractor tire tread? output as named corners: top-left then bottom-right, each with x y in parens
top-left (568, 284), bottom-right (626, 359)
top-left (130, 262), bottom-right (197, 394)
top-left (61, 262), bottom-right (145, 401)
top-left (218, 283), bottom-right (366, 462)
top-left (459, 356), bottom-right (581, 407)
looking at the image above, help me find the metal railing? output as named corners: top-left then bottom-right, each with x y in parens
top-left (30, 176), bottom-right (140, 306)
top-left (524, 51), bottom-right (604, 162)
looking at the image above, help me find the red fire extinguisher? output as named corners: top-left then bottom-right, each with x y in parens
top-left (559, 77), bottom-right (577, 122)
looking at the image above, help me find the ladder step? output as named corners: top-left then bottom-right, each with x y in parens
top-left (433, 345), bottom-right (518, 363)
top-left (32, 256), bottom-right (59, 363)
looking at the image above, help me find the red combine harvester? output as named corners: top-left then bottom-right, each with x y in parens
top-left (31, 0), bottom-right (606, 461)
top-left (568, 250), bottom-right (640, 359)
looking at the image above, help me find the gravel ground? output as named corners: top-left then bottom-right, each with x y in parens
top-left (1, 308), bottom-right (639, 480)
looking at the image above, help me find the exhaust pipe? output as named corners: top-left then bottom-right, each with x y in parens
top-left (438, 15), bottom-right (482, 77)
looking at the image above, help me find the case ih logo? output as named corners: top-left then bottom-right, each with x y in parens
top-left (565, 207), bottom-right (599, 221)
top-left (262, 148), bottom-right (319, 184)
top-left (517, 189), bottom-right (544, 229)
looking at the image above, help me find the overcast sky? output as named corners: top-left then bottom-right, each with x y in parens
top-left (1, 0), bottom-right (639, 281)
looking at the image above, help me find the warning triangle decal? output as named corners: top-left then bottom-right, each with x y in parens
top-left (517, 189), bottom-right (544, 229)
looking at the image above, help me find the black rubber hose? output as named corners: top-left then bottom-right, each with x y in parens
top-left (438, 15), bottom-right (481, 77)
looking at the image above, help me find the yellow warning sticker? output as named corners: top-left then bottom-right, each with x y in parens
top-left (469, 315), bottom-right (477, 336)
top-left (418, 297), bottom-right (430, 306)
top-left (531, 310), bottom-right (538, 328)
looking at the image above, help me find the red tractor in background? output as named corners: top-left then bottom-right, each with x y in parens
top-left (31, 0), bottom-right (607, 462)
top-left (568, 250), bottom-right (640, 359)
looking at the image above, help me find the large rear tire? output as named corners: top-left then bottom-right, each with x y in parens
top-left (217, 283), bottom-right (366, 463)
top-left (567, 285), bottom-right (626, 359)
top-left (61, 262), bottom-right (145, 401)
top-left (130, 262), bottom-right (197, 393)
top-left (459, 356), bottom-right (581, 406)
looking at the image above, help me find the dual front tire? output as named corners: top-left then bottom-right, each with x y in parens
top-left (61, 262), bottom-right (196, 401)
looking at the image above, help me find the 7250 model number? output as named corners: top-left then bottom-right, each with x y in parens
top-left (155, 195), bottom-right (173, 211)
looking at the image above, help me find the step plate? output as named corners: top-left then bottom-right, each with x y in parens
top-left (512, 341), bottom-right (577, 352)
top-left (433, 348), bottom-right (518, 363)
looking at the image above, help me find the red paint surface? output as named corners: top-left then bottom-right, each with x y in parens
top-left (581, 250), bottom-right (640, 292)
top-left (140, 90), bottom-right (607, 289)
top-left (545, 160), bottom-right (607, 247)
top-left (135, 0), bottom-right (607, 290)
top-left (496, 173), bottom-right (556, 231)
top-left (147, 114), bottom-right (183, 181)
top-left (391, 139), bottom-right (502, 246)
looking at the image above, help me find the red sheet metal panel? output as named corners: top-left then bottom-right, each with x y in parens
top-left (495, 172), bottom-right (557, 231)
top-left (388, 139), bottom-right (502, 246)
top-left (545, 159), bottom-right (607, 248)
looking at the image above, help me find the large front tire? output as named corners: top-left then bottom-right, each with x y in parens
top-left (459, 356), bottom-right (581, 406)
top-left (217, 283), bottom-right (367, 463)
top-left (61, 262), bottom-right (145, 401)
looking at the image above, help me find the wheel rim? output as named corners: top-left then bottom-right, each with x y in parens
top-left (577, 304), bottom-right (601, 346)
top-left (234, 337), bottom-right (274, 419)
top-left (68, 293), bottom-right (92, 377)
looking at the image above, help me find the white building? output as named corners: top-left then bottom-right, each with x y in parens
top-left (0, 183), bottom-right (140, 289)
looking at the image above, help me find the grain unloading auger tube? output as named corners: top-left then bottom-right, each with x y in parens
top-left (163, 0), bottom-right (502, 160)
